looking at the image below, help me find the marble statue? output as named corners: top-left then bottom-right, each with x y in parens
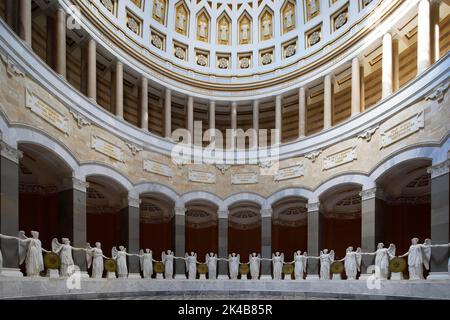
top-left (228, 253), bottom-right (240, 280)
top-left (205, 253), bottom-right (218, 279)
top-left (284, 8), bottom-right (294, 29)
top-left (341, 247), bottom-right (361, 280)
top-left (319, 249), bottom-right (335, 280)
top-left (139, 249), bottom-right (156, 279)
top-left (154, 0), bottom-right (164, 19)
top-left (293, 251), bottom-right (308, 280)
top-left (241, 24), bottom-right (249, 42)
top-left (161, 250), bottom-right (175, 279)
top-left (176, 12), bottom-right (186, 31)
top-left (249, 253), bottom-right (261, 280)
top-left (272, 252), bottom-right (284, 280)
top-left (185, 252), bottom-right (198, 279)
top-left (361, 243), bottom-right (396, 279)
top-left (219, 24), bottom-right (228, 42)
top-left (400, 238), bottom-right (450, 280)
top-left (112, 246), bottom-right (133, 278)
top-left (1, 231), bottom-right (47, 277)
top-left (262, 15), bottom-right (271, 37)
top-left (309, 0), bottom-right (318, 15)
top-left (52, 238), bottom-right (85, 277)
top-left (86, 242), bottom-right (107, 279)
top-left (198, 20), bottom-right (207, 39)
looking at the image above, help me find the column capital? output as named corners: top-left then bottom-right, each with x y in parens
top-left (127, 197), bottom-right (141, 208)
top-left (175, 206), bottom-right (187, 216)
top-left (427, 160), bottom-right (450, 179)
top-left (307, 202), bottom-right (320, 212)
top-left (217, 210), bottom-right (229, 219)
top-left (359, 187), bottom-right (385, 201)
top-left (62, 177), bottom-right (89, 193)
top-left (260, 208), bottom-right (273, 218)
top-left (0, 141), bottom-right (23, 164)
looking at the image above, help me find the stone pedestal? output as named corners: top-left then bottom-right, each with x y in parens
top-left (199, 274), bottom-right (206, 280)
top-left (240, 275), bottom-right (248, 280)
top-left (156, 273), bottom-right (164, 279)
top-left (332, 274), bottom-right (342, 280)
top-left (426, 272), bottom-right (449, 280)
top-left (218, 275), bottom-right (229, 280)
top-left (107, 272), bottom-right (116, 279)
top-left (47, 269), bottom-right (59, 278)
top-left (306, 274), bottom-right (320, 281)
top-left (390, 272), bottom-right (403, 280)
top-left (128, 273), bottom-right (142, 279)
top-left (284, 274), bottom-right (292, 280)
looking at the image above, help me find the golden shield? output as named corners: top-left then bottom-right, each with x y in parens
top-left (239, 264), bottom-right (250, 275)
top-left (44, 252), bottom-right (60, 270)
top-left (389, 257), bottom-right (407, 273)
top-left (331, 261), bottom-right (344, 274)
top-left (104, 259), bottom-right (117, 273)
top-left (282, 264), bottom-right (294, 275)
top-left (197, 264), bottom-right (208, 274)
top-left (154, 262), bottom-right (165, 273)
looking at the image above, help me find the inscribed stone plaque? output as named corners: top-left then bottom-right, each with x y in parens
top-left (380, 112), bottom-right (424, 148)
top-left (323, 146), bottom-right (357, 170)
top-left (91, 135), bottom-right (124, 162)
top-left (274, 164), bottom-right (304, 181)
top-left (144, 159), bottom-right (172, 177)
top-left (188, 169), bottom-right (216, 184)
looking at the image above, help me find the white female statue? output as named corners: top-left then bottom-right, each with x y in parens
top-left (112, 246), bottom-right (134, 278)
top-left (154, 0), bottom-right (164, 19)
top-left (185, 252), bottom-right (198, 280)
top-left (139, 249), bottom-right (156, 279)
top-left (86, 242), bottom-right (108, 279)
top-left (262, 16), bottom-right (271, 37)
top-left (249, 253), bottom-right (261, 280)
top-left (52, 238), bottom-right (85, 277)
top-left (361, 243), bottom-right (396, 280)
top-left (293, 251), bottom-right (308, 280)
top-left (0, 231), bottom-right (47, 277)
top-left (161, 250), bottom-right (175, 279)
top-left (341, 247), bottom-right (362, 280)
top-left (400, 238), bottom-right (450, 280)
top-left (205, 253), bottom-right (218, 279)
top-left (319, 249), bottom-right (335, 280)
top-left (228, 253), bottom-right (240, 280)
top-left (272, 252), bottom-right (284, 280)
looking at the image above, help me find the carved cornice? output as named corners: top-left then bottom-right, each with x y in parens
top-left (0, 141), bottom-right (23, 164)
top-left (427, 160), bottom-right (450, 179)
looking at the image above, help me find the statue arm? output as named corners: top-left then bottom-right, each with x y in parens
top-left (0, 234), bottom-right (21, 241)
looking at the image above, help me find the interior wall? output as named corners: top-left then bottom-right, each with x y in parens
top-left (322, 216), bottom-right (362, 259)
top-left (185, 225), bottom-right (218, 259)
top-left (272, 224), bottom-right (307, 256)
top-left (87, 211), bottom-right (121, 256)
top-left (140, 220), bottom-right (174, 260)
top-left (228, 226), bottom-right (261, 262)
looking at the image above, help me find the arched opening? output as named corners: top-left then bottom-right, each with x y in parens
top-left (18, 143), bottom-right (73, 249)
top-left (139, 193), bottom-right (175, 260)
top-left (86, 175), bottom-right (128, 255)
top-left (185, 200), bottom-right (218, 259)
top-left (228, 202), bottom-right (261, 263)
top-left (272, 197), bottom-right (308, 257)
top-left (319, 184), bottom-right (362, 260)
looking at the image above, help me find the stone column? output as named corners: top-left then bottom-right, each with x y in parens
top-left (209, 100), bottom-right (216, 132)
top-left (119, 197), bottom-right (141, 277)
top-left (427, 160), bottom-right (450, 279)
top-left (360, 65), bottom-right (366, 111)
top-left (19, 0), bottom-right (32, 46)
top-left (0, 141), bottom-right (23, 277)
top-left (431, 1), bottom-right (440, 63)
top-left (253, 100), bottom-right (259, 148)
top-left (218, 210), bottom-right (229, 279)
top-left (260, 209), bottom-right (272, 279)
top-left (351, 58), bottom-right (361, 117)
top-left (393, 39), bottom-right (400, 92)
top-left (382, 33), bottom-right (393, 99)
top-left (323, 75), bottom-right (333, 129)
top-left (174, 206), bottom-right (186, 279)
top-left (306, 202), bottom-right (321, 280)
top-left (298, 87), bottom-right (306, 138)
top-left (164, 89), bottom-right (172, 138)
top-left (275, 95), bottom-right (282, 144)
top-left (359, 187), bottom-right (384, 277)
top-left (58, 178), bottom-right (89, 275)
top-left (115, 61), bottom-right (124, 119)
top-left (140, 76), bottom-right (148, 130)
top-left (187, 96), bottom-right (194, 138)
top-left (55, 8), bottom-right (66, 78)
top-left (418, 0), bottom-right (431, 74)
top-left (87, 39), bottom-right (97, 101)
top-left (231, 102), bottom-right (237, 130)
top-left (6, 0), bottom-right (18, 32)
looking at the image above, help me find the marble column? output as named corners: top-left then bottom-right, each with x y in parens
top-left (306, 202), bottom-right (321, 280)
top-left (360, 65), bottom-right (366, 111)
top-left (427, 160), bottom-right (450, 279)
top-left (275, 95), bottom-right (282, 144)
top-left (120, 197), bottom-right (141, 277)
top-left (164, 89), bottom-right (172, 138)
top-left (174, 207), bottom-right (186, 279)
top-left (260, 209), bottom-right (272, 279)
top-left (359, 187), bottom-right (385, 276)
top-left (58, 178), bottom-right (89, 274)
top-left (382, 33), bottom-right (393, 99)
top-left (187, 96), bottom-right (194, 138)
top-left (87, 39), bottom-right (97, 101)
top-left (55, 8), bottom-right (66, 78)
top-left (19, 0), bottom-right (32, 46)
top-left (253, 100), bottom-right (259, 148)
top-left (298, 88), bottom-right (306, 138)
top-left (393, 39), bottom-right (400, 92)
top-left (351, 58), bottom-right (361, 117)
top-left (218, 211), bottom-right (229, 279)
top-left (5, 0), bottom-right (18, 32)
top-left (209, 101), bottom-right (216, 132)
top-left (323, 75), bottom-right (333, 130)
top-left (140, 76), bottom-right (149, 131)
top-left (0, 141), bottom-right (22, 276)
top-left (115, 61), bottom-right (124, 119)
top-left (418, 0), bottom-right (431, 74)
top-left (231, 102), bottom-right (237, 130)
top-left (430, 1), bottom-right (440, 63)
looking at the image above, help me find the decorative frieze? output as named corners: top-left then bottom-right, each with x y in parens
top-left (188, 169), bottom-right (216, 184)
top-left (0, 141), bottom-right (23, 164)
top-left (427, 160), bottom-right (450, 179)
top-left (26, 90), bottom-right (70, 135)
top-left (380, 112), bottom-right (424, 149)
top-left (231, 172), bottom-right (258, 185)
top-left (323, 146), bottom-right (357, 170)
top-left (70, 110), bottom-right (91, 129)
top-left (144, 159), bottom-right (172, 177)
top-left (91, 135), bottom-right (124, 162)
top-left (274, 163), bottom-right (304, 181)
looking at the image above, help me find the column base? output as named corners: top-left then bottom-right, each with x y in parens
top-left (156, 273), bottom-right (164, 279)
top-left (218, 275), bottom-right (229, 280)
top-left (240, 275), bottom-right (248, 280)
top-left (0, 268), bottom-right (23, 277)
top-left (46, 269), bottom-right (59, 278)
top-left (260, 275), bottom-right (272, 280)
top-left (80, 271), bottom-right (90, 279)
top-left (390, 272), bottom-right (404, 280)
top-left (107, 272), bottom-right (116, 279)
top-left (128, 273), bottom-right (142, 279)
top-left (305, 274), bottom-right (320, 281)
top-left (284, 275), bottom-right (292, 280)
top-left (175, 274), bottom-right (187, 280)
top-left (332, 274), bottom-right (342, 280)
top-left (427, 272), bottom-right (449, 280)
top-left (199, 274), bottom-right (207, 280)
